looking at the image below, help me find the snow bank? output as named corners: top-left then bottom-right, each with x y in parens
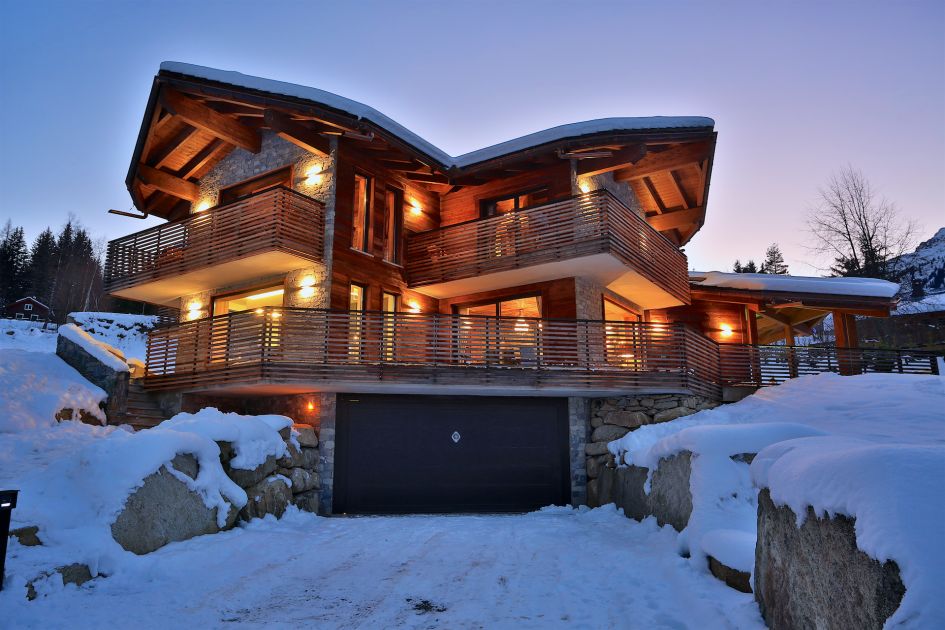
top-left (160, 61), bottom-right (714, 169)
top-left (58, 324), bottom-right (128, 372)
top-left (161, 408), bottom-right (292, 470)
top-left (689, 270), bottom-right (899, 298)
top-left (0, 350), bottom-right (106, 432)
top-left (610, 373), bottom-right (945, 464)
top-left (69, 312), bottom-right (157, 362)
top-left (752, 437), bottom-right (945, 628)
top-left (0, 319), bottom-right (58, 352)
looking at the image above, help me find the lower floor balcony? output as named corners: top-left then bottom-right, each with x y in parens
top-left (141, 309), bottom-right (940, 400)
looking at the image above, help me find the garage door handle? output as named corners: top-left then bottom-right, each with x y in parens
top-left (451, 431), bottom-right (461, 443)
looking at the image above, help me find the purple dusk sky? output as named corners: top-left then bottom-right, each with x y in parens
top-left (0, 0), bottom-right (942, 274)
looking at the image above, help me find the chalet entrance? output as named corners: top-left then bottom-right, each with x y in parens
top-left (333, 395), bottom-right (570, 514)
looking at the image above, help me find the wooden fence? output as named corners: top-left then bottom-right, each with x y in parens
top-left (405, 190), bottom-right (690, 304)
top-left (718, 344), bottom-right (940, 387)
top-left (104, 187), bottom-right (324, 293)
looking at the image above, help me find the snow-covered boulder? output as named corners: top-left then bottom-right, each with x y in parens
top-left (240, 475), bottom-right (292, 521)
top-left (111, 454), bottom-right (240, 555)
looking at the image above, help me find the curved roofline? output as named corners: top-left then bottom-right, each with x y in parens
top-left (159, 62), bottom-right (715, 170)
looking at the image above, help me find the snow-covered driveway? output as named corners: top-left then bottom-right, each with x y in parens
top-left (6, 507), bottom-right (763, 629)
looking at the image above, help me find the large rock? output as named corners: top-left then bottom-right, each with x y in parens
top-left (755, 489), bottom-right (905, 630)
top-left (292, 489), bottom-right (320, 513)
top-left (10, 525), bottom-right (42, 546)
top-left (590, 424), bottom-right (630, 443)
top-left (227, 454), bottom-right (278, 488)
top-left (285, 467), bottom-right (318, 494)
top-left (591, 452), bottom-right (692, 531)
top-left (276, 443), bottom-right (303, 469)
top-left (110, 455), bottom-right (237, 555)
top-left (295, 426), bottom-right (319, 448)
top-left (301, 446), bottom-right (319, 470)
top-left (653, 407), bottom-right (695, 423)
top-left (601, 410), bottom-right (649, 429)
top-left (240, 475), bottom-right (292, 521)
top-left (585, 441), bottom-right (610, 457)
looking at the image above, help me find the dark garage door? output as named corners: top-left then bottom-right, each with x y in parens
top-left (333, 395), bottom-right (570, 514)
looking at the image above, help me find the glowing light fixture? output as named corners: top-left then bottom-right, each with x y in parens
top-left (304, 165), bottom-right (324, 185)
top-left (298, 276), bottom-right (316, 299)
top-left (307, 401), bottom-right (316, 412)
top-left (406, 300), bottom-right (421, 313)
top-left (247, 289), bottom-right (285, 301)
top-left (720, 324), bottom-right (734, 338)
top-left (186, 301), bottom-right (203, 321)
top-left (195, 200), bottom-right (212, 213)
top-left (578, 181), bottom-right (591, 194)
top-left (409, 202), bottom-right (423, 216)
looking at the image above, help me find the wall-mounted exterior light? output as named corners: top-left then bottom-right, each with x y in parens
top-left (304, 165), bottom-right (324, 185)
top-left (720, 324), bottom-right (734, 338)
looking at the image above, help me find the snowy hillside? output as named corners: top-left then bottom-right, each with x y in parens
top-left (896, 227), bottom-right (945, 312)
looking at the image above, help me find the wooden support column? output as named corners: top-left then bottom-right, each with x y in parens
top-left (784, 323), bottom-right (798, 378)
top-left (746, 307), bottom-right (761, 386)
top-left (833, 311), bottom-right (861, 376)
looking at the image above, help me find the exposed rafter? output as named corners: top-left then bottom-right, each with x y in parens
top-left (263, 109), bottom-right (330, 156)
top-left (136, 163), bottom-right (199, 202)
top-left (647, 207), bottom-right (704, 232)
top-left (642, 177), bottom-right (666, 213)
top-left (574, 144), bottom-right (648, 178)
top-left (160, 87), bottom-right (261, 153)
top-left (613, 142), bottom-right (710, 182)
top-left (667, 170), bottom-right (692, 209)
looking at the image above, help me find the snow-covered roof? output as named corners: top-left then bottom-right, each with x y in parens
top-left (7, 296), bottom-right (51, 310)
top-left (159, 62), bottom-right (714, 169)
top-left (689, 271), bottom-right (899, 299)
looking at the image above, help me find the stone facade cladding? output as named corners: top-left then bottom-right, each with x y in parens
top-left (567, 397), bottom-right (590, 506)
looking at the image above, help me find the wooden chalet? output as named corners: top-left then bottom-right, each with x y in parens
top-left (100, 63), bottom-right (939, 514)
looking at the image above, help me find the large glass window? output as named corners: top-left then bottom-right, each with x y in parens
top-left (602, 298), bottom-right (641, 366)
top-left (603, 298), bottom-right (640, 323)
top-left (455, 295), bottom-right (542, 366)
top-left (352, 174), bottom-right (371, 252)
top-left (382, 292), bottom-right (398, 361)
top-left (348, 284), bottom-right (366, 359)
top-left (383, 189), bottom-right (402, 263)
top-left (212, 285), bottom-right (284, 316)
top-left (479, 187), bottom-right (549, 218)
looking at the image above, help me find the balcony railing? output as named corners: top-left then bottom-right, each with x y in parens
top-left (719, 344), bottom-right (940, 387)
top-left (404, 190), bottom-right (690, 304)
top-left (143, 308), bottom-right (721, 398)
top-left (104, 187), bottom-right (324, 293)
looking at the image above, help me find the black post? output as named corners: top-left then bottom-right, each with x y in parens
top-left (0, 489), bottom-right (18, 591)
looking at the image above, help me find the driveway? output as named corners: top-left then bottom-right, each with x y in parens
top-left (5, 507), bottom-right (764, 629)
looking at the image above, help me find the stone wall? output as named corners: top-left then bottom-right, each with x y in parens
top-left (592, 453), bottom-right (693, 531)
top-left (567, 397), bottom-right (590, 505)
top-left (579, 171), bottom-right (644, 217)
top-left (585, 393), bottom-right (717, 503)
top-left (754, 489), bottom-right (905, 630)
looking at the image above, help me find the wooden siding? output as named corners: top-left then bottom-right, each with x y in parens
top-left (104, 187), bottom-right (324, 294)
top-left (143, 308), bottom-right (722, 399)
top-left (405, 190), bottom-right (690, 304)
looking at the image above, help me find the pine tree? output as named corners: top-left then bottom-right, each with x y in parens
top-left (761, 243), bottom-right (789, 275)
top-left (27, 228), bottom-right (57, 304)
top-left (0, 221), bottom-right (31, 304)
top-left (732, 259), bottom-right (743, 273)
top-left (743, 260), bottom-right (759, 273)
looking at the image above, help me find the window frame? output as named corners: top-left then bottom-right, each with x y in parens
top-left (351, 173), bottom-right (373, 253)
top-left (383, 188), bottom-right (403, 264)
top-left (479, 186), bottom-right (550, 219)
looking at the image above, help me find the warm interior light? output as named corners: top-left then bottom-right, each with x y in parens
top-left (406, 300), bottom-right (421, 313)
top-left (720, 324), bottom-right (734, 337)
top-left (247, 289), bottom-right (285, 301)
top-left (578, 181), bottom-right (591, 194)
top-left (409, 203), bottom-right (423, 216)
top-left (254, 308), bottom-right (265, 315)
top-left (195, 200), bottom-right (212, 213)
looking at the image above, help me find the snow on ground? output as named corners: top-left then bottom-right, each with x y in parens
top-left (0, 350), bottom-right (107, 431)
top-left (2, 506), bottom-right (764, 629)
top-left (608, 373), bottom-right (945, 624)
top-left (0, 319), bottom-right (59, 352)
top-left (58, 324), bottom-right (129, 372)
top-left (753, 437), bottom-right (945, 628)
top-left (68, 312), bottom-right (157, 362)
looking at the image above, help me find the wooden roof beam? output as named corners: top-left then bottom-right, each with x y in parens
top-left (136, 163), bottom-right (199, 202)
top-left (263, 109), bottom-right (330, 156)
top-left (613, 142), bottom-right (711, 182)
top-left (647, 207), bottom-right (704, 231)
top-left (159, 87), bottom-right (261, 153)
top-left (575, 144), bottom-right (647, 178)
top-left (642, 177), bottom-right (666, 213)
top-left (667, 170), bottom-right (692, 209)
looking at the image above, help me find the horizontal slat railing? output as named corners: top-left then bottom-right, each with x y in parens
top-left (404, 190), bottom-right (690, 304)
top-left (718, 344), bottom-right (940, 387)
top-left (104, 187), bottom-right (324, 293)
top-left (144, 308), bottom-right (721, 398)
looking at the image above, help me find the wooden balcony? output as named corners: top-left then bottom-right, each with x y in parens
top-left (104, 187), bottom-right (324, 305)
top-left (718, 344), bottom-right (940, 387)
top-left (405, 190), bottom-right (691, 308)
top-left (143, 308), bottom-right (722, 399)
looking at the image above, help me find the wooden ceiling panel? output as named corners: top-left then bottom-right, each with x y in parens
top-left (161, 129), bottom-right (218, 172)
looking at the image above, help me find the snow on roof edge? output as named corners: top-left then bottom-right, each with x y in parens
top-left (159, 62), bottom-right (714, 168)
top-left (689, 271), bottom-right (899, 299)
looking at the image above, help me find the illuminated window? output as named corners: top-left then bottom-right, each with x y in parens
top-left (348, 284), bottom-right (366, 360)
top-left (382, 292), bottom-right (398, 361)
top-left (212, 286), bottom-right (284, 315)
top-left (603, 298), bottom-right (641, 366)
top-left (384, 190), bottom-right (402, 263)
top-left (352, 174), bottom-right (371, 252)
top-left (456, 295), bottom-right (542, 366)
top-left (479, 187), bottom-right (550, 218)
top-left (603, 298), bottom-right (641, 323)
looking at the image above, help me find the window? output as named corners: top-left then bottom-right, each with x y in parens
top-left (480, 187), bottom-right (550, 218)
top-left (602, 298), bottom-right (641, 366)
top-left (348, 283), bottom-right (366, 359)
top-left (382, 292), bottom-right (398, 361)
top-left (15, 313), bottom-right (23, 319)
top-left (24, 303), bottom-right (32, 311)
top-left (212, 285), bottom-right (284, 316)
top-left (219, 167), bottom-right (292, 205)
top-left (383, 189), bottom-right (403, 263)
top-left (352, 174), bottom-right (372, 252)
top-left (603, 298), bottom-right (641, 323)
top-left (455, 295), bottom-right (542, 366)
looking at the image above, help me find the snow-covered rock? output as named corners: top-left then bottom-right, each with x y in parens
top-left (68, 312), bottom-right (158, 363)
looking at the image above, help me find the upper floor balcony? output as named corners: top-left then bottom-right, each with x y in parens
top-left (104, 187), bottom-right (324, 305)
top-left (405, 189), bottom-right (691, 308)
